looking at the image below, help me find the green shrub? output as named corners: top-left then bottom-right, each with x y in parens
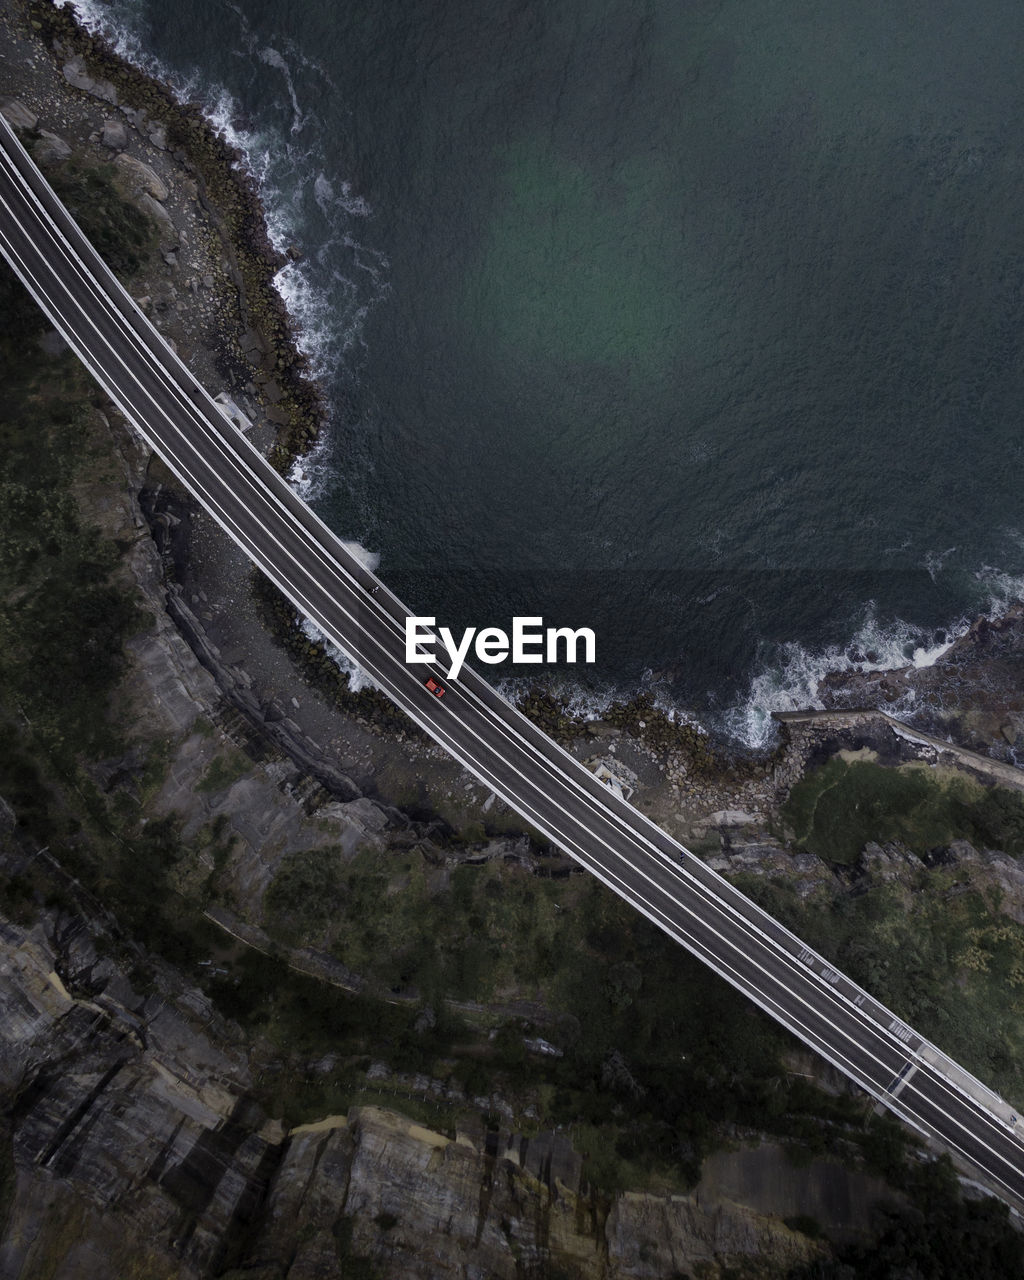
top-left (783, 758), bottom-right (1024, 863)
top-left (48, 160), bottom-right (156, 277)
top-left (264, 847), bottom-right (347, 943)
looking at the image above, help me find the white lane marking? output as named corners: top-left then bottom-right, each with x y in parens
top-left (3, 145), bottom-right (1024, 1196)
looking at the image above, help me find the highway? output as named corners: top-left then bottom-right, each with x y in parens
top-left (3, 112), bottom-right (1024, 1210)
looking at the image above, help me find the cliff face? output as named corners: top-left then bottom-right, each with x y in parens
top-left (0, 906), bottom-right (820, 1280)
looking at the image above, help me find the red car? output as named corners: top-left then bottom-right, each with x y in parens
top-left (424, 677), bottom-right (446, 699)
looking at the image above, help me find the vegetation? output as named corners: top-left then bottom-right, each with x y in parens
top-left (734, 861), bottom-right (1024, 1105)
top-left (790, 1156), bottom-right (1024, 1279)
top-left (0, 269), bottom-right (142, 769)
top-left (264, 845), bottom-right (349, 945)
top-left (266, 846), bottom-right (562, 1000)
top-left (0, 241), bottom-right (219, 973)
top-left (261, 836), bottom-right (916, 1189)
top-left (195, 745), bottom-right (253, 794)
top-left (781, 757), bottom-right (1024, 863)
top-left (48, 159), bottom-right (156, 278)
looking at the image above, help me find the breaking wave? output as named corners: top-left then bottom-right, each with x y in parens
top-left (299, 619), bottom-right (377, 693)
top-left (58, 0), bottom-right (387, 402)
top-left (719, 561), bottom-right (1024, 751)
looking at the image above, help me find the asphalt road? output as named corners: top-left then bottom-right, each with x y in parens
top-left (3, 114), bottom-right (1024, 1209)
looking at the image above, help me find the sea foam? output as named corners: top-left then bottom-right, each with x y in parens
top-left (718, 594), bottom-right (1016, 751)
top-left (59, 0), bottom-right (384, 398)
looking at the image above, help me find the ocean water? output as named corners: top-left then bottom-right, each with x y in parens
top-left (65, 0), bottom-right (1024, 747)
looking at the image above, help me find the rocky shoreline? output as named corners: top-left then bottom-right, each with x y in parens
top-left (819, 604), bottom-right (1024, 766)
top-left (25, 0), bottom-right (327, 471)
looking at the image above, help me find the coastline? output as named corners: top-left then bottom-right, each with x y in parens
top-left (36, 1), bottom-right (1024, 766)
top-left (28, 0), bottom-right (326, 473)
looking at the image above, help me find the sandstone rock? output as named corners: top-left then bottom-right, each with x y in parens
top-left (860, 840), bottom-right (923, 883)
top-left (135, 191), bottom-right (177, 247)
top-left (62, 55), bottom-right (118, 105)
top-left (318, 796), bottom-right (391, 850)
top-left (707, 808), bottom-right (759, 828)
top-left (242, 1105), bottom-right (824, 1279)
top-left (32, 129), bottom-right (72, 166)
top-left (1, 98), bottom-right (37, 131)
top-left (944, 838), bottom-right (981, 865)
top-left (113, 151), bottom-right (169, 201)
top-left (607, 1190), bottom-right (818, 1277)
top-left (100, 117), bottom-right (127, 149)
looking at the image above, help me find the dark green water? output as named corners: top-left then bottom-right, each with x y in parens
top-left (73, 0), bottom-right (1024, 744)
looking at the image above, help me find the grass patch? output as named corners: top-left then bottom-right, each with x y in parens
top-left (48, 158), bottom-right (156, 279)
top-left (263, 844), bottom-right (568, 1003)
top-left (782, 758), bottom-right (1024, 864)
top-left (264, 846), bottom-right (349, 945)
top-left (195, 746), bottom-right (253, 795)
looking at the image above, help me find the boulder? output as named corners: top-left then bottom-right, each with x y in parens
top-left (707, 809), bottom-right (760, 828)
top-left (100, 118), bottom-right (128, 150)
top-left (860, 840), bottom-right (923, 883)
top-left (62, 55), bottom-right (118, 105)
top-left (32, 130), bottom-right (72, 166)
top-left (1, 99), bottom-right (37, 131)
top-left (134, 192), bottom-right (177, 249)
top-left (113, 152), bottom-right (169, 201)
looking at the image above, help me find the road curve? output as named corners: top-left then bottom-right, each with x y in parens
top-left (2, 114), bottom-right (1024, 1209)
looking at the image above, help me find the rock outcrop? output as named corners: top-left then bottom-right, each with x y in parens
top-left (61, 54), bottom-right (117, 105)
top-left (112, 151), bottom-right (170, 202)
top-left (0, 906), bottom-right (821, 1280)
